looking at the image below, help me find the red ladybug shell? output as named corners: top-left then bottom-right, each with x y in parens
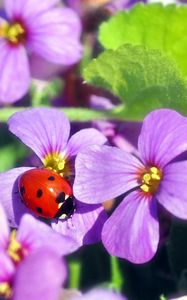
top-left (18, 169), bottom-right (73, 219)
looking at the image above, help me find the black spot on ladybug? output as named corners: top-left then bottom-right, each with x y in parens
top-left (48, 176), bottom-right (55, 181)
top-left (36, 189), bottom-right (43, 198)
top-left (36, 207), bottom-right (43, 214)
top-left (56, 192), bottom-right (65, 203)
top-left (20, 186), bottom-right (25, 196)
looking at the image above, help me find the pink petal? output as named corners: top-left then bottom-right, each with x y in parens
top-left (28, 8), bottom-right (82, 65)
top-left (73, 145), bottom-right (143, 204)
top-left (138, 109), bottom-right (187, 168)
top-left (17, 214), bottom-right (79, 256)
top-left (0, 252), bottom-right (15, 282)
top-left (30, 53), bottom-right (65, 80)
top-left (0, 204), bottom-right (9, 250)
top-left (0, 167), bottom-right (33, 228)
top-left (8, 108), bottom-right (70, 161)
top-left (0, 40), bottom-right (30, 104)
top-left (102, 190), bottom-right (159, 263)
top-left (51, 201), bottom-right (107, 249)
top-left (13, 249), bottom-right (67, 300)
top-left (157, 161), bottom-right (187, 220)
top-left (169, 297), bottom-right (187, 300)
top-left (65, 128), bottom-right (107, 158)
top-left (5, 0), bottom-right (59, 20)
top-left (71, 289), bottom-right (126, 300)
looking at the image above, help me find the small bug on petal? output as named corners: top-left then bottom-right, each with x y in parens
top-left (19, 169), bottom-right (75, 219)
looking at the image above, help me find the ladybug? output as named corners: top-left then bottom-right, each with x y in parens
top-left (18, 168), bottom-right (75, 220)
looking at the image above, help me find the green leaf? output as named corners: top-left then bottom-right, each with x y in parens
top-left (84, 44), bottom-right (187, 120)
top-left (99, 3), bottom-right (187, 77)
top-left (0, 143), bottom-right (28, 172)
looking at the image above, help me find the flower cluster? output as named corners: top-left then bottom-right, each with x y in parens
top-left (0, 0), bottom-right (187, 298)
top-left (74, 109), bottom-right (187, 263)
top-left (0, 108), bottom-right (108, 254)
top-left (2, 107), bottom-right (187, 267)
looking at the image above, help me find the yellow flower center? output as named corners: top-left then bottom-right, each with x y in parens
top-left (0, 283), bottom-right (12, 299)
top-left (44, 152), bottom-right (73, 179)
top-left (7, 230), bottom-right (27, 263)
top-left (0, 231), bottom-right (29, 298)
top-left (140, 166), bottom-right (162, 194)
top-left (0, 21), bottom-right (25, 44)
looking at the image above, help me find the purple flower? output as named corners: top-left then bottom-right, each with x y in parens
top-left (170, 297), bottom-right (187, 300)
top-left (64, 0), bottom-right (146, 14)
top-left (74, 109), bottom-right (187, 263)
top-left (0, 250), bottom-right (66, 300)
top-left (0, 204), bottom-right (67, 300)
top-left (0, 204), bottom-right (79, 258)
top-left (90, 94), bottom-right (140, 155)
top-left (0, 0), bottom-right (82, 104)
top-left (70, 289), bottom-right (127, 300)
top-left (106, 0), bottom-right (147, 11)
top-left (64, 0), bottom-right (111, 14)
top-left (0, 108), bottom-right (107, 252)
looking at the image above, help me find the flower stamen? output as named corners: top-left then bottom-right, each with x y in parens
top-left (140, 166), bottom-right (162, 194)
top-left (7, 230), bottom-right (27, 263)
top-left (0, 22), bottom-right (25, 44)
top-left (0, 282), bottom-right (12, 299)
top-left (44, 153), bottom-right (73, 179)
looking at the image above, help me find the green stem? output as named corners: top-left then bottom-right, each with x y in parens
top-left (68, 259), bottom-right (82, 290)
top-left (0, 106), bottom-right (134, 123)
top-left (110, 256), bottom-right (124, 292)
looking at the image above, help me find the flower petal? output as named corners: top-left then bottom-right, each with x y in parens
top-left (13, 249), bottom-right (67, 300)
top-left (30, 53), bottom-right (64, 80)
top-left (8, 108), bottom-right (70, 161)
top-left (102, 190), bottom-right (159, 263)
top-left (157, 161), bottom-right (187, 219)
top-left (59, 289), bottom-right (82, 300)
top-left (71, 289), bottom-right (126, 300)
top-left (0, 167), bottom-right (33, 228)
top-left (17, 214), bottom-right (79, 256)
top-left (5, 0), bottom-right (59, 19)
top-left (52, 201), bottom-right (107, 249)
top-left (73, 145), bottom-right (143, 204)
top-left (0, 40), bottom-right (30, 105)
top-left (138, 109), bottom-right (187, 168)
top-left (0, 204), bottom-right (9, 250)
top-left (28, 8), bottom-right (82, 65)
top-left (169, 297), bottom-right (187, 300)
top-left (65, 129), bottom-right (107, 159)
top-left (0, 252), bottom-right (15, 282)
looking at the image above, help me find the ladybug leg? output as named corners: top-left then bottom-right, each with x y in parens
top-left (58, 213), bottom-right (68, 220)
top-left (55, 206), bottom-right (67, 219)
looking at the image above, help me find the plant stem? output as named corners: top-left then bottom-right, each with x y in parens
top-left (68, 259), bottom-right (82, 290)
top-left (0, 106), bottom-right (136, 123)
top-left (110, 256), bottom-right (123, 292)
